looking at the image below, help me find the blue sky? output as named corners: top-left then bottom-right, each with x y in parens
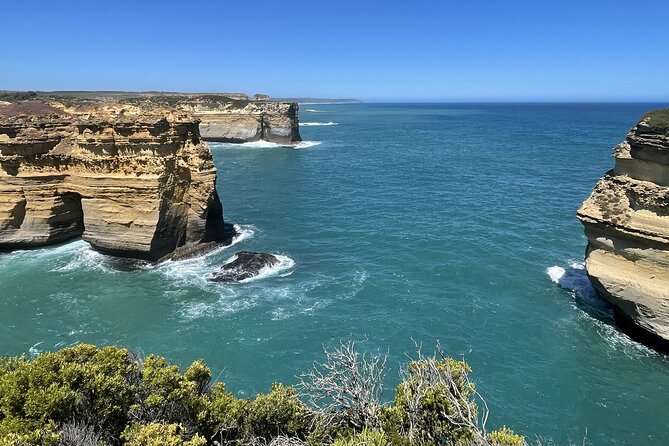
top-left (2, 0), bottom-right (668, 101)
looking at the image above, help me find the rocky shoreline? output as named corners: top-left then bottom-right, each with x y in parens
top-left (0, 91), bottom-right (303, 145)
top-left (578, 109), bottom-right (669, 351)
top-left (0, 101), bottom-right (227, 261)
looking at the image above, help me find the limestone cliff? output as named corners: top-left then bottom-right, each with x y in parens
top-left (175, 96), bottom-right (302, 144)
top-left (0, 92), bottom-right (303, 145)
top-left (577, 109), bottom-right (669, 349)
top-left (0, 102), bottom-right (226, 261)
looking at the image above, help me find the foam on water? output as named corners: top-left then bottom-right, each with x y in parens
top-left (52, 243), bottom-right (116, 273)
top-left (0, 239), bottom-right (87, 265)
top-left (305, 109), bottom-right (323, 112)
top-left (152, 224), bottom-right (256, 289)
top-left (213, 140), bottom-right (322, 150)
top-left (299, 122), bottom-right (338, 127)
top-left (292, 141), bottom-right (322, 149)
top-left (547, 261), bottom-right (608, 314)
top-left (547, 261), bottom-right (660, 357)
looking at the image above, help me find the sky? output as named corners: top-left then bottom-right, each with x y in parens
top-left (2, 0), bottom-right (669, 102)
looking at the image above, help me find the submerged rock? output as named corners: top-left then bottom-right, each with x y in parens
top-left (211, 251), bottom-right (279, 282)
top-left (577, 108), bottom-right (669, 351)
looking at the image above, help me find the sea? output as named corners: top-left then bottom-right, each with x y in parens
top-left (1, 103), bottom-right (668, 445)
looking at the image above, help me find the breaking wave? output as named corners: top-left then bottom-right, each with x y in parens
top-left (215, 140), bottom-right (321, 149)
top-left (305, 109), bottom-right (323, 112)
top-left (293, 141), bottom-right (322, 149)
top-left (299, 122), bottom-right (338, 127)
top-left (547, 261), bottom-right (610, 317)
top-left (547, 261), bottom-right (659, 357)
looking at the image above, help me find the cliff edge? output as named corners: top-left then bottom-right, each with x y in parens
top-left (0, 92), bottom-right (303, 145)
top-left (0, 101), bottom-right (227, 261)
top-left (577, 109), bottom-right (669, 350)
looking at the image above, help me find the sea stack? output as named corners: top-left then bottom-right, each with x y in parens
top-left (0, 101), bottom-right (226, 260)
top-left (577, 109), bottom-right (669, 350)
top-left (180, 95), bottom-right (302, 144)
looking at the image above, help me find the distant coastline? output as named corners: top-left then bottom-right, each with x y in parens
top-left (276, 98), bottom-right (363, 104)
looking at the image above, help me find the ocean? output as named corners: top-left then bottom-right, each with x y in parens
top-left (1, 103), bottom-right (668, 444)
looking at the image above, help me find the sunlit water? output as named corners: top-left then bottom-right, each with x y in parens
top-left (1, 103), bottom-right (668, 444)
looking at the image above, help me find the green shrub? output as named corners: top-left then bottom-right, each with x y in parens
top-left (392, 357), bottom-right (477, 445)
top-left (0, 419), bottom-right (59, 446)
top-left (244, 383), bottom-right (310, 440)
top-left (332, 429), bottom-right (389, 446)
top-left (642, 108), bottom-right (669, 131)
top-left (0, 344), bottom-right (136, 437)
top-left (0, 342), bottom-right (526, 445)
top-left (207, 382), bottom-right (247, 442)
top-left (121, 423), bottom-right (206, 446)
top-left (488, 426), bottom-right (525, 446)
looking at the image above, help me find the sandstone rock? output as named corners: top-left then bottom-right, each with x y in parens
top-left (179, 99), bottom-right (302, 144)
top-left (0, 102), bottom-right (226, 260)
top-left (577, 109), bottom-right (669, 350)
top-left (210, 251), bottom-right (279, 282)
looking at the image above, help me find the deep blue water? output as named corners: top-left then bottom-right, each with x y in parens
top-left (2, 103), bottom-right (669, 444)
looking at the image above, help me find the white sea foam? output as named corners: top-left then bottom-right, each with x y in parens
top-left (28, 342), bottom-right (44, 357)
top-left (216, 140), bottom-right (322, 150)
top-left (546, 261), bottom-right (605, 312)
top-left (292, 141), bottom-right (322, 149)
top-left (52, 242), bottom-right (115, 273)
top-left (547, 261), bottom-right (660, 357)
top-left (299, 122), bottom-right (338, 127)
top-left (305, 109), bottom-right (323, 112)
top-left (152, 224), bottom-right (256, 289)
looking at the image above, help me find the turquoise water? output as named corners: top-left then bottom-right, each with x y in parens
top-left (1, 103), bottom-right (668, 444)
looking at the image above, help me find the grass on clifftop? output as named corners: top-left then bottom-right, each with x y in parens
top-left (642, 108), bottom-right (669, 131)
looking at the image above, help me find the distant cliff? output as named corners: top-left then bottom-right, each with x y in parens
top-left (0, 91), bottom-right (303, 145)
top-left (0, 101), bottom-right (227, 261)
top-left (175, 96), bottom-right (301, 144)
top-left (578, 109), bottom-right (669, 350)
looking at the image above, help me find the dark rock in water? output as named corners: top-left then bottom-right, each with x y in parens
top-left (211, 251), bottom-right (279, 282)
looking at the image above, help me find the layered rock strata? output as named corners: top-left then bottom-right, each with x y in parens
top-left (186, 99), bottom-right (301, 144)
top-left (0, 102), bottom-right (226, 260)
top-left (0, 92), bottom-right (303, 145)
top-left (577, 109), bottom-right (669, 349)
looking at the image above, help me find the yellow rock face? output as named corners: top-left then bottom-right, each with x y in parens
top-left (578, 113), bottom-right (669, 347)
top-left (0, 102), bottom-right (225, 260)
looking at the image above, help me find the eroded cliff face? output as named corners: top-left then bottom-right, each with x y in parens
top-left (9, 93), bottom-right (303, 145)
top-left (177, 98), bottom-right (302, 144)
top-left (0, 102), bottom-right (226, 260)
top-left (577, 110), bottom-right (669, 349)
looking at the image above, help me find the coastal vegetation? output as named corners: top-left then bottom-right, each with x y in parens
top-left (0, 342), bottom-right (525, 446)
top-left (642, 108), bottom-right (669, 131)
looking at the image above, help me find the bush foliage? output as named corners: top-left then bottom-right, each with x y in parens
top-left (0, 343), bottom-right (524, 445)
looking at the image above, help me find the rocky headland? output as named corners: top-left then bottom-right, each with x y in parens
top-left (0, 101), bottom-right (228, 260)
top-left (578, 109), bottom-right (669, 350)
top-left (0, 91), bottom-right (303, 145)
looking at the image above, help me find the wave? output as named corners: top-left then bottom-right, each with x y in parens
top-left (52, 243), bottom-right (118, 274)
top-left (151, 224), bottom-right (256, 287)
top-left (299, 122), bottom-right (338, 127)
top-left (293, 141), bottom-right (322, 149)
top-left (215, 140), bottom-right (321, 150)
top-left (547, 261), bottom-right (660, 357)
top-left (305, 109), bottom-right (323, 112)
top-left (547, 261), bottom-right (609, 317)
top-left (219, 253), bottom-right (295, 284)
